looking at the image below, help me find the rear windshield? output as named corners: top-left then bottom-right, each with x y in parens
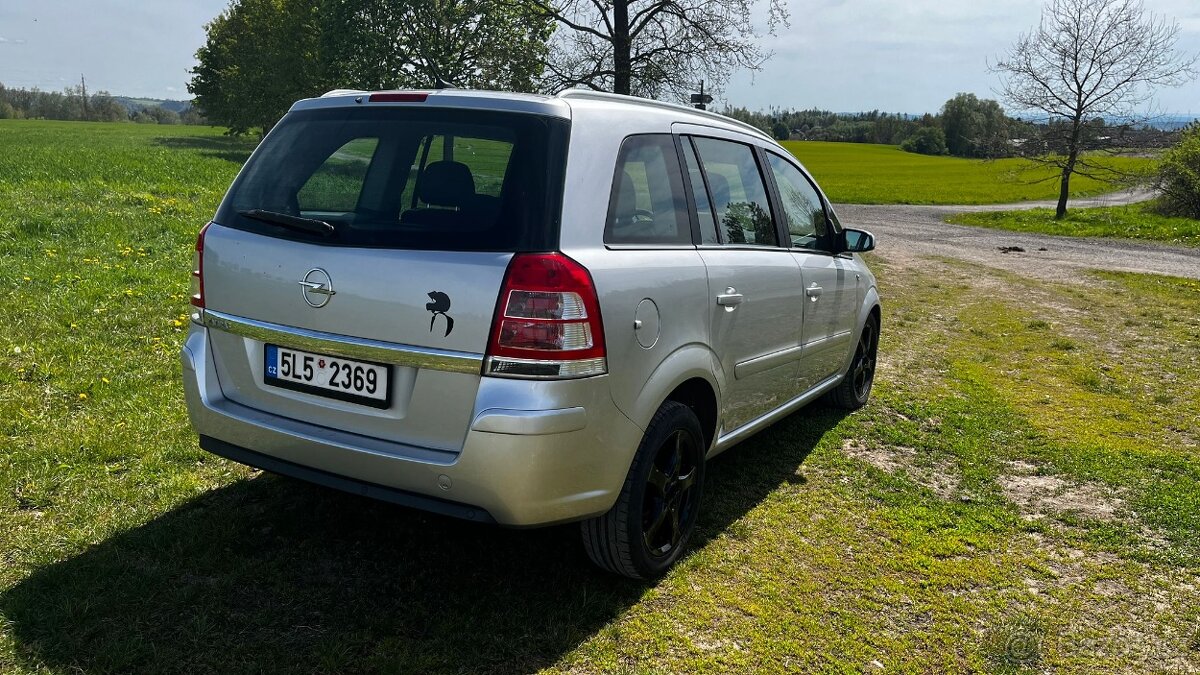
top-left (215, 107), bottom-right (570, 250)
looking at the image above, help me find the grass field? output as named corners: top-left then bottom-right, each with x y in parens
top-left (949, 203), bottom-right (1200, 247)
top-left (784, 141), bottom-right (1154, 205)
top-left (1, 120), bottom-right (1199, 673)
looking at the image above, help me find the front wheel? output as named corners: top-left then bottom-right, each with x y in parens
top-left (826, 313), bottom-right (879, 410)
top-left (581, 401), bottom-right (706, 579)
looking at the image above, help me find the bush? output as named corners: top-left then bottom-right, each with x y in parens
top-left (901, 127), bottom-right (947, 155)
top-left (1155, 123), bottom-right (1200, 219)
top-left (771, 121), bottom-right (790, 141)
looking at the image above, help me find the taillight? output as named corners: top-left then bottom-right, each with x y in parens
top-left (189, 223), bottom-right (210, 319)
top-left (485, 253), bottom-right (607, 379)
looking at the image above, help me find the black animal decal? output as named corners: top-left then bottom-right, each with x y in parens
top-left (426, 291), bottom-right (454, 337)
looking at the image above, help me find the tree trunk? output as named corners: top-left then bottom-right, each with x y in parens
top-left (1055, 163), bottom-right (1071, 219)
top-left (1055, 118), bottom-right (1083, 220)
top-left (612, 0), bottom-right (631, 95)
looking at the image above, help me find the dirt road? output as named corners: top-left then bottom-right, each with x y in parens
top-left (835, 189), bottom-right (1200, 281)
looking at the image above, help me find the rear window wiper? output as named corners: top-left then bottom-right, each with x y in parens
top-left (238, 209), bottom-right (336, 237)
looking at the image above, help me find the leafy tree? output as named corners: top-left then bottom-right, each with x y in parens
top-left (771, 121), bottom-right (790, 141)
top-left (191, 0), bottom-right (551, 135)
top-left (993, 0), bottom-right (1197, 218)
top-left (1155, 122), bottom-right (1200, 219)
top-left (940, 93), bottom-right (1011, 159)
top-left (900, 127), bottom-right (947, 156)
top-left (530, 0), bottom-right (788, 100)
top-left (324, 0), bottom-right (551, 91)
top-left (132, 106), bottom-right (182, 125)
top-left (89, 92), bottom-right (128, 122)
top-left (189, 0), bottom-right (323, 136)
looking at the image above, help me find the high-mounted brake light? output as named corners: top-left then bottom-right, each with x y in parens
top-left (189, 223), bottom-right (211, 319)
top-left (485, 253), bottom-right (607, 379)
top-left (368, 92), bottom-right (429, 103)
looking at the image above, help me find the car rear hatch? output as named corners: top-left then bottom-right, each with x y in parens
top-left (197, 99), bottom-right (570, 452)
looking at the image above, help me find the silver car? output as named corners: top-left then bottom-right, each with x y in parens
top-left (182, 88), bottom-right (880, 579)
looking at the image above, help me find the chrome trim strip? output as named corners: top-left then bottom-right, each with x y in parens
top-left (711, 373), bottom-right (843, 455)
top-left (733, 344), bottom-right (804, 380)
top-left (603, 244), bottom-right (699, 251)
top-left (201, 309), bottom-right (484, 375)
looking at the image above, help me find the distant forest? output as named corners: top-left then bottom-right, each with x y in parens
top-left (721, 103), bottom-right (1184, 156)
top-left (0, 83), bottom-right (206, 124)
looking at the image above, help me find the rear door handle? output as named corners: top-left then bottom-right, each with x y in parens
top-left (806, 284), bottom-right (823, 301)
top-left (716, 287), bottom-right (744, 308)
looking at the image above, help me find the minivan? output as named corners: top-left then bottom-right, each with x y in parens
top-left (182, 88), bottom-right (880, 578)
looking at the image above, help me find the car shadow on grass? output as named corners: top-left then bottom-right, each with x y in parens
top-left (0, 407), bottom-right (845, 674)
top-left (152, 135), bottom-right (258, 164)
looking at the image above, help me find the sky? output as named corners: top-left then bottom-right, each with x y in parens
top-left (0, 0), bottom-right (1198, 115)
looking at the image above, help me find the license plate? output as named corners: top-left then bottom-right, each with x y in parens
top-left (264, 345), bottom-right (391, 409)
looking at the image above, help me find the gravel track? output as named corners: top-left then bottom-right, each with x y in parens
top-left (835, 189), bottom-right (1200, 281)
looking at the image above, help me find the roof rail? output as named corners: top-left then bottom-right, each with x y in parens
top-left (321, 89), bottom-right (367, 98)
top-left (556, 89), bottom-right (771, 141)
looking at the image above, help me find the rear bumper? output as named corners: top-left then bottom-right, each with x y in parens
top-left (199, 435), bottom-right (496, 522)
top-left (181, 327), bottom-right (644, 526)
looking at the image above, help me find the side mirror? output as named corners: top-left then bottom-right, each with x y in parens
top-left (839, 228), bottom-right (875, 253)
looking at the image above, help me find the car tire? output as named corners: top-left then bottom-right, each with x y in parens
top-left (581, 401), bottom-right (706, 579)
top-left (827, 313), bottom-right (879, 410)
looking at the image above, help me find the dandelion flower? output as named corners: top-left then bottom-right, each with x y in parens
top-left (78, 393), bottom-right (88, 401)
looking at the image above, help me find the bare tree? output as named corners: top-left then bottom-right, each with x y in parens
top-left (993, 0), bottom-right (1196, 218)
top-left (527, 0), bottom-right (788, 101)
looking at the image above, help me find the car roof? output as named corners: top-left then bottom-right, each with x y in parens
top-left (290, 88), bottom-right (772, 143)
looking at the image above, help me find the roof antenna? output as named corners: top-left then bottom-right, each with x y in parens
top-left (433, 77), bottom-right (452, 90)
top-left (690, 80), bottom-right (712, 111)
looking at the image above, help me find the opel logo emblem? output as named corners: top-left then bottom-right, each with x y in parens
top-left (298, 268), bottom-right (335, 308)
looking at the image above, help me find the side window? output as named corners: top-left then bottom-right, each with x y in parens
top-left (690, 137), bottom-right (778, 247)
top-left (681, 138), bottom-right (720, 244)
top-left (605, 134), bottom-right (691, 245)
top-left (297, 137), bottom-right (379, 213)
top-left (766, 152), bottom-right (829, 250)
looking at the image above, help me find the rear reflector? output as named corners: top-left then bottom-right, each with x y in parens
top-left (190, 222), bottom-right (211, 319)
top-left (368, 92), bottom-right (429, 103)
top-left (485, 253), bottom-right (607, 379)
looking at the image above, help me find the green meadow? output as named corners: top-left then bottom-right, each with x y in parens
top-left (950, 204), bottom-right (1200, 247)
top-left (0, 120), bottom-right (1197, 673)
top-left (784, 140), bottom-right (1153, 205)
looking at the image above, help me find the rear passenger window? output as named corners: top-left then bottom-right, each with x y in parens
top-left (605, 135), bottom-right (691, 245)
top-left (766, 152), bottom-right (829, 250)
top-left (690, 137), bottom-right (778, 247)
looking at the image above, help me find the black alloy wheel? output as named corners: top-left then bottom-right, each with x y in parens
top-left (642, 429), bottom-right (701, 560)
top-left (581, 401), bottom-right (706, 579)
top-left (826, 313), bottom-right (879, 410)
top-left (850, 319), bottom-right (877, 401)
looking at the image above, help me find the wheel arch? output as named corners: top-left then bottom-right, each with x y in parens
top-left (840, 287), bottom-right (881, 375)
top-left (622, 343), bottom-right (724, 453)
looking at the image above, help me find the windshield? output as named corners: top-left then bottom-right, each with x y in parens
top-left (215, 106), bottom-right (569, 250)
